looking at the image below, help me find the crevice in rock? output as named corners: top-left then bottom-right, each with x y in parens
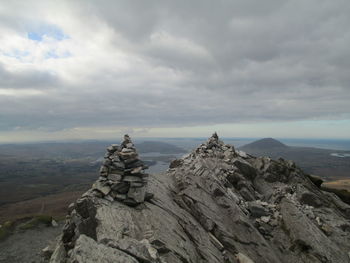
top-left (105, 244), bottom-right (147, 263)
top-left (147, 199), bottom-right (182, 222)
top-left (177, 219), bottom-right (207, 261)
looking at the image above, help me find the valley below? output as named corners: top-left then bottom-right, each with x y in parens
top-left (0, 140), bottom-right (185, 224)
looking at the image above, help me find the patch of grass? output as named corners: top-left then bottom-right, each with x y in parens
top-left (323, 179), bottom-right (350, 192)
top-left (54, 215), bottom-right (66, 222)
top-left (322, 186), bottom-right (350, 205)
top-left (0, 220), bottom-right (14, 241)
top-left (0, 190), bottom-right (83, 224)
top-left (18, 214), bottom-right (53, 230)
top-left (0, 227), bottom-right (9, 240)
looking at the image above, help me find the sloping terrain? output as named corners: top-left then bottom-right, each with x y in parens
top-left (49, 135), bottom-right (350, 262)
top-left (0, 191), bottom-right (83, 223)
top-left (0, 140), bottom-right (186, 223)
top-left (0, 222), bottom-right (63, 263)
top-left (240, 138), bottom-right (350, 179)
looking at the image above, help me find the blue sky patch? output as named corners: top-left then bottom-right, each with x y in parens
top-left (2, 49), bottom-right (30, 60)
top-left (27, 23), bottom-right (68, 41)
top-left (45, 50), bottom-right (71, 59)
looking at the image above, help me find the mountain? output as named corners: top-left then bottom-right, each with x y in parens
top-left (240, 138), bottom-right (350, 180)
top-left (47, 135), bottom-right (350, 263)
top-left (240, 138), bottom-right (288, 150)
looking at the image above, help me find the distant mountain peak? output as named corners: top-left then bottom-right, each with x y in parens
top-left (242, 138), bottom-right (288, 149)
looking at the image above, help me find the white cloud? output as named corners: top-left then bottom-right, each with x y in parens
top-left (0, 0), bottom-right (349, 141)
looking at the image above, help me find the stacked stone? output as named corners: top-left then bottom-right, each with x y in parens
top-left (94, 134), bottom-right (152, 207)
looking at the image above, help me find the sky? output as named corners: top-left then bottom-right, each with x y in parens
top-left (0, 0), bottom-right (350, 143)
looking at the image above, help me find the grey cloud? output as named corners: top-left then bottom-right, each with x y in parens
top-left (0, 0), bottom-right (350, 132)
top-left (0, 63), bottom-right (59, 89)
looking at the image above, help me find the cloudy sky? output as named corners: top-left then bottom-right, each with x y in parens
top-left (0, 0), bottom-right (350, 142)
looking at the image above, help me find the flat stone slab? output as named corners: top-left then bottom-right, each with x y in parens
top-left (92, 181), bottom-right (111, 196)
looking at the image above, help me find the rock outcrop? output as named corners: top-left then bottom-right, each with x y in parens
top-left (49, 134), bottom-right (350, 263)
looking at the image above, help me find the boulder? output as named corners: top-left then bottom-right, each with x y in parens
top-left (226, 173), bottom-right (244, 186)
top-left (239, 187), bottom-right (255, 201)
top-left (108, 173), bottom-right (122, 181)
top-left (233, 160), bottom-right (257, 180)
top-left (92, 181), bottom-right (111, 196)
top-left (248, 202), bottom-right (270, 218)
top-left (169, 159), bottom-right (183, 168)
top-left (306, 174), bottom-right (323, 188)
top-left (111, 182), bottom-right (130, 194)
top-left (299, 192), bottom-right (323, 208)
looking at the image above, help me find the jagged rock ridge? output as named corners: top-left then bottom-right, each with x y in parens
top-left (49, 134), bottom-right (350, 263)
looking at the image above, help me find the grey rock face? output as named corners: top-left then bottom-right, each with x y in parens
top-left (248, 201), bottom-right (270, 218)
top-left (69, 235), bottom-right (139, 263)
top-left (233, 159), bottom-right (257, 180)
top-left (49, 133), bottom-right (350, 263)
top-left (299, 192), bottom-right (323, 207)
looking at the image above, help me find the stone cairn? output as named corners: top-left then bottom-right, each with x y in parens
top-left (93, 134), bottom-right (153, 207)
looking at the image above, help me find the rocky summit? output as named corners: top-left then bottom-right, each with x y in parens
top-left (48, 134), bottom-right (350, 263)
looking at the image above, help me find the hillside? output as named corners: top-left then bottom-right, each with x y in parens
top-left (240, 138), bottom-right (288, 149)
top-left (0, 140), bottom-right (185, 223)
top-left (240, 138), bottom-right (350, 180)
top-left (47, 135), bottom-right (350, 263)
